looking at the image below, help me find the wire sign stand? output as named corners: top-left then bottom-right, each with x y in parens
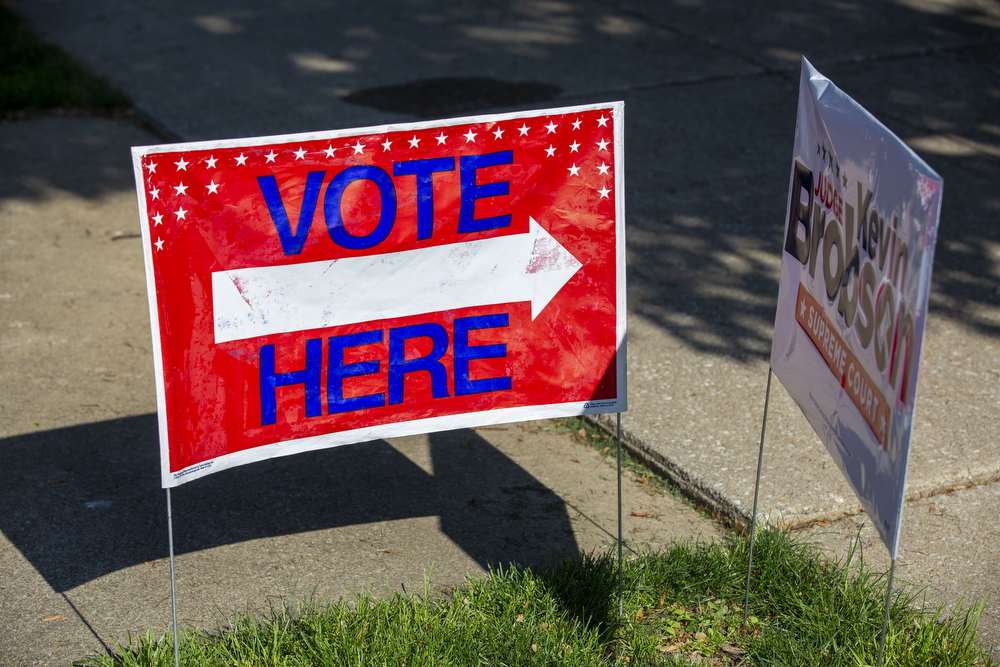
top-left (162, 413), bottom-right (628, 664)
top-left (742, 366), bottom-right (900, 667)
top-left (617, 413), bottom-right (624, 620)
top-left (742, 367), bottom-right (772, 624)
top-left (166, 489), bottom-right (180, 667)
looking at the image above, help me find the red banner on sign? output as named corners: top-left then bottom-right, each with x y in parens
top-left (794, 284), bottom-right (890, 449)
top-left (133, 103), bottom-right (626, 487)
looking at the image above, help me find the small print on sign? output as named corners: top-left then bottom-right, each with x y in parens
top-left (133, 103), bottom-right (627, 487)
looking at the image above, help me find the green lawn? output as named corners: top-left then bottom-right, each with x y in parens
top-left (86, 529), bottom-right (994, 666)
top-left (0, 2), bottom-right (129, 114)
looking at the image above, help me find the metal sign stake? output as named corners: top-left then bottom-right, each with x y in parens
top-left (617, 412), bottom-right (624, 621)
top-left (744, 366), bottom-right (773, 623)
top-left (166, 488), bottom-right (180, 667)
top-left (876, 558), bottom-right (897, 667)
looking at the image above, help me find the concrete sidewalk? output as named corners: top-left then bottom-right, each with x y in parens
top-left (3, 0), bottom-right (1000, 662)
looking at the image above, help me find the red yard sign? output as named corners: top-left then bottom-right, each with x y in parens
top-left (132, 103), bottom-right (626, 487)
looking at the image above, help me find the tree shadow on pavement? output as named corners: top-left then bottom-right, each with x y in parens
top-left (4, 0), bottom-right (1000, 366)
top-left (622, 39), bottom-right (1000, 363)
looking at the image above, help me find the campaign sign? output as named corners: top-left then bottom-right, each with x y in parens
top-left (771, 60), bottom-right (942, 558)
top-left (132, 102), bottom-right (626, 488)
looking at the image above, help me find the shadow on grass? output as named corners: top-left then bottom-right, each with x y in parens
top-left (535, 551), bottom-right (621, 643)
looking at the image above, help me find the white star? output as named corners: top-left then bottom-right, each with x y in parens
top-left (152, 213), bottom-right (163, 226)
top-left (799, 298), bottom-right (807, 317)
top-left (572, 119), bottom-right (582, 130)
top-left (175, 157), bottom-right (189, 171)
top-left (518, 124), bottom-right (529, 136)
top-left (150, 187), bottom-right (160, 201)
top-left (568, 164), bottom-right (580, 176)
top-left (598, 186), bottom-right (610, 199)
top-left (235, 153), bottom-right (248, 165)
top-left (382, 139), bottom-right (393, 151)
top-left (569, 141), bottom-right (580, 153)
top-left (545, 121), bottom-right (558, 134)
top-left (324, 145), bottom-right (336, 158)
top-left (265, 150), bottom-right (278, 163)
top-left (464, 129), bottom-right (477, 143)
top-left (352, 141), bottom-right (365, 155)
top-left (493, 127), bottom-right (504, 139)
top-left (408, 136), bottom-right (420, 148)
top-left (154, 238), bottom-right (164, 251)
top-left (147, 162), bottom-right (157, 174)
top-left (596, 139), bottom-right (609, 152)
top-left (206, 180), bottom-right (220, 194)
top-left (596, 115), bottom-right (609, 127)
top-left (436, 132), bottom-right (448, 145)
top-left (205, 156), bottom-right (217, 169)
top-left (294, 147), bottom-right (307, 160)
top-left (545, 145), bottom-right (556, 157)
top-left (596, 162), bottom-right (610, 175)
top-left (174, 207), bottom-right (187, 220)
top-left (173, 183), bottom-right (188, 196)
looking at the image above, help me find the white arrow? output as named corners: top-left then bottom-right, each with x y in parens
top-left (212, 216), bottom-right (583, 344)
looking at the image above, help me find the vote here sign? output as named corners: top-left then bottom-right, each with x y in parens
top-left (771, 61), bottom-right (942, 558)
top-left (132, 102), bottom-right (626, 488)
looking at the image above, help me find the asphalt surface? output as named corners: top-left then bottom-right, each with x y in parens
top-left (2, 0), bottom-right (999, 663)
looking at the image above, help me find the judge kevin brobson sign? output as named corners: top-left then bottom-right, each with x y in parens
top-left (771, 59), bottom-right (942, 558)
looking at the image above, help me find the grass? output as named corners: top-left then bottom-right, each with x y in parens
top-left (84, 529), bottom-right (995, 666)
top-left (0, 2), bottom-right (129, 115)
